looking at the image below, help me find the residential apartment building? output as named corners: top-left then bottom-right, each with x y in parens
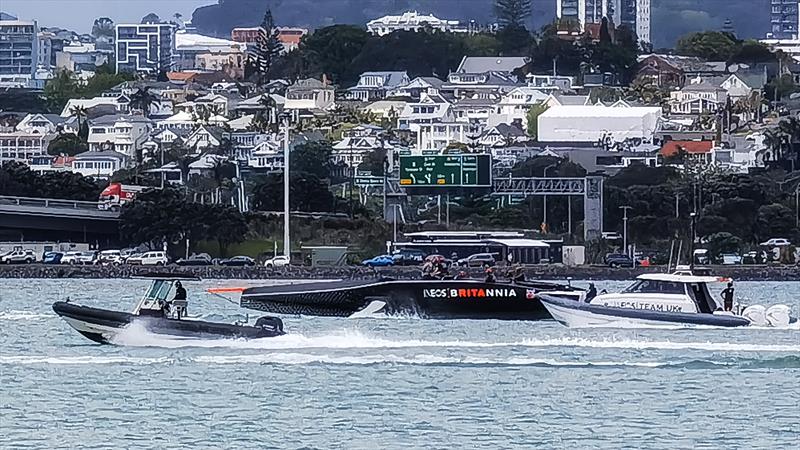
top-left (0, 131), bottom-right (52, 163)
top-left (556, 0), bottom-right (651, 43)
top-left (0, 17), bottom-right (38, 87)
top-left (71, 150), bottom-right (128, 179)
top-left (231, 27), bottom-right (308, 52)
top-left (115, 23), bottom-right (175, 73)
top-left (770, 0), bottom-right (800, 39)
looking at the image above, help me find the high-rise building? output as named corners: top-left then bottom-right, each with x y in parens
top-left (556, 0), bottom-right (650, 43)
top-left (770, 0), bottom-right (799, 39)
top-left (115, 23), bottom-right (175, 74)
top-left (0, 16), bottom-right (39, 87)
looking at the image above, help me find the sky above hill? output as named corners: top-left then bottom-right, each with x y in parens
top-left (2, 0), bottom-right (213, 32)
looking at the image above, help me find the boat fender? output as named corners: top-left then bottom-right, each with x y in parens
top-left (255, 316), bottom-right (284, 333)
top-left (765, 305), bottom-right (792, 328)
top-left (742, 305), bottom-right (767, 326)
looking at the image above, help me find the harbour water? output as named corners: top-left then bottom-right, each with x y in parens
top-left (1, 279), bottom-right (798, 449)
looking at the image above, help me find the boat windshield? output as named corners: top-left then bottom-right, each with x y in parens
top-left (143, 280), bottom-right (173, 302)
top-left (622, 280), bottom-right (685, 294)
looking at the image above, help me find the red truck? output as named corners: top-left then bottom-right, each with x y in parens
top-left (98, 183), bottom-right (149, 211)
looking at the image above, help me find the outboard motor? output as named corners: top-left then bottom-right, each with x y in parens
top-left (255, 316), bottom-right (284, 333)
top-left (765, 305), bottom-right (792, 328)
top-left (742, 305), bottom-right (767, 327)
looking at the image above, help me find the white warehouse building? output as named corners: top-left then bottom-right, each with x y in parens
top-left (537, 105), bottom-right (662, 143)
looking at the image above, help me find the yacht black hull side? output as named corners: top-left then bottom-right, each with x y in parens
top-left (52, 302), bottom-right (285, 344)
top-left (241, 279), bottom-right (578, 320)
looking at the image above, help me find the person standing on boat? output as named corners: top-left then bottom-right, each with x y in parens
top-left (484, 267), bottom-right (496, 283)
top-left (586, 283), bottom-right (597, 302)
top-left (720, 282), bottom-right (735, 312)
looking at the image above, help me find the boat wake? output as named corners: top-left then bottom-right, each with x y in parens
top-left (110, 324), bottom-right (800, 353)
top-left (0, 310), bottom-right (53, 321)
top-left (2, 353), bottom-right (799, 370)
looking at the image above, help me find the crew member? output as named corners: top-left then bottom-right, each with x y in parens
top-left (586, 283), bottom-right (597, 302)
top-left (169, 281), bottom-right (188, 318)
top-left (511, 265), bottom-right (525, 283)
top-left (173, 281), bottom-right (187, 301)
top-left (484, 267), bottom-right (496, 283)
top-left (720, 282), bottom-right (735, 312)
top-left (454, 270), bottom-right (468, 280)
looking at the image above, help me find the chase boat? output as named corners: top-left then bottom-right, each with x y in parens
top-left (539, 273), bottom-right (796, 328)
top-left (53, 274), bottom-right (285, 344)
top-left (230, 278), bottom-right (585, 320)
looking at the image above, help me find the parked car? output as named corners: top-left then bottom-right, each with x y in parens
top-left (456, 253), bottom-right (497, 268)
top-left (61, 251), bottom-right (97, 265)
top-left (126, 251), bottom-right (169, 266)
top-left (759, 238), bottom-right (791, 247)
top-left (392, 248), bottom-right (426, 266)
top-left (742, 251), bottom-right (763, 265)
top-left (1, 249), bottom-right (36, 264)
top-left (43, 252), bottom-right (64, 264)
top-left (264, 255), bottom-right (290, 268)
top-left (720, 253), bottom-right (742, 265)
top-left (362, 255), bottom-right (395, 267)
top-left (693, 249), bottom-right (710, 265)
top-left (604, 253), bottom-right (635, 268)
top-left (218, 256), bottom-right (256, 267)
top-left (97, 249), bottom-right (123, 265)
top-left (176, 253), bottom-right (213, 266)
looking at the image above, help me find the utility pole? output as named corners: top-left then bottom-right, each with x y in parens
top-left (620, 206), bottom-right (632, 258)
top-left (675, 193), bottom-right (680, 218)
top-left (283, 115), bottom-right (290, 258)
top-left (567, 195), bottom-right (572, 237)
top-left (689, 212), bottom-right (697, 270)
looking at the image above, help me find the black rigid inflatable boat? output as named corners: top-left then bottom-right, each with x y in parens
top-left (53, 275), bottom-right (285, 345)
top-left (239, 278), bottom-right (584, 320)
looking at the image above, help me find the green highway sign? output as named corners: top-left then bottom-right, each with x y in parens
top-left (399, 154), bottom-right (492, 188)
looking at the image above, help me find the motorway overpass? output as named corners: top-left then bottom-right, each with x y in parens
top-left (0, 196), bottom-right (120, 242)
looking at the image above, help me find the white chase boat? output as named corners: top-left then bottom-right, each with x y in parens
top-left (539, 273), bottom-right (796, 328)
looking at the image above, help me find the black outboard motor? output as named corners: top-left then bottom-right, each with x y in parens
top-left (255, 316), bottom-right (284, 333)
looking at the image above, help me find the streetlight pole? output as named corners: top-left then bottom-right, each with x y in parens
top-left (283, 115), bottom-right (290, 258)
top-left (620, 206), bottom-right (632, 258)
top-left (543, 163), bottom-right (557, 232)
top-left (689, 212), bottom-right (697, 270)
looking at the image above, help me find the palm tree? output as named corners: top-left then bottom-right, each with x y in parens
top-left (69, 105), bottom-right (87, 135)
top-left (129, 87), bottom-right (158, 118)
top-left (166, 141), bottom-right (201, 184)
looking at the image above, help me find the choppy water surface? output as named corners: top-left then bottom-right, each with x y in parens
top-left (1, 279), bottom-right (798, 449)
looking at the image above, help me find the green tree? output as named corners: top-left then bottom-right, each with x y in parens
top-left (291, 141), bottom-right (334, 179)
top-left (0, 161), bottom-right (102, 200)
top-left (251, 172), bottom-right (335, 212)
top-left (47, 133), bottom-right (87, 156)
top-left (526, 103), bottom-right (548, 138)
top-left (358, 148), bottom-right (388, 176)
top-left (128, 87), bottom-right (159, 117)
top-left (676, 31), bottom-right (738, 61)
top-left (91, 17), bottom-right (115, 38)
top-left (764, 74), bottom-right (798, 102)
top-left (493, 0), bottom-right (532, 30)
top-left (756, 203), bottom-right (796, 240)
top-left (255, 9), bottom-right (283, 83)
top-left (43, 70), bottom-right (80, 113)
top-left (301, 25), bottom-right (369, 86)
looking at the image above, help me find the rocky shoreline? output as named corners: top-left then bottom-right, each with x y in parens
top-left (0, 264), bottom-right (797, 281)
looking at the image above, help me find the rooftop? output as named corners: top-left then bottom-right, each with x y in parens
top-left (457, 56), bottom-right (528, 74)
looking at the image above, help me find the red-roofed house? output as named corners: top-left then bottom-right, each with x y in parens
top-left (660, 140), bottom-right (715, 164)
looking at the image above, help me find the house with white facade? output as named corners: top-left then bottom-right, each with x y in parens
top-left (490, 87), bottom-right (550, 131)
top-left (538, 105), bottom-right (663, 143)
top-left (525, 74), bottom-right (574, 91)
top-left (15, 114), bottom-right (77, 135)
top-left (397, 92), bottom-right (454, 133)
top-left (177, 93), bottom-right (231, 116)
top-left (367, 11), bottom-right (466, 36)
top-left (444, 71), bottom-right (521, 99)
top-left (668, 82), bottom-right (727, 115)
top-left (346, 71), bottom-right (410, 101)
top-left (719, 72), bottom-right (767, 101)
top-left (332, 136), bottom-right (394, 168)
top-left (87, 115), bottom-right (152, 159)
top-left (416, 122), bottom-right (470, 152)
top-left (543, 93), bottom-right (590, 108)
top-left (284, 78), bottom-right (335, 113)
top-left (184, 125), bottom-right (225, 151)
top-left (475, 123), bottom-right (527, 148)
top-left (452, 94), bottom-right (501, 127)
top-left (388, 76), bottom-right (445, 100)
top-left (156, 111), bottom-right (196, 130)
top-left (71, 149), bottom-right (128, 178)
top-left (363, 100), bottom-right (408, 119)
top-left (61, 96), bottom-right (129, 117)
top-left (248, 140), bottom-right (283, 170)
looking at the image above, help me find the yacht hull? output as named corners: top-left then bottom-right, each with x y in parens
top-left (539, 294), bottom-right (752, 328)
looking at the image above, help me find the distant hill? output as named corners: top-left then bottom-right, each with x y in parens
top-left (191, 0), bottom-right (770, 49)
